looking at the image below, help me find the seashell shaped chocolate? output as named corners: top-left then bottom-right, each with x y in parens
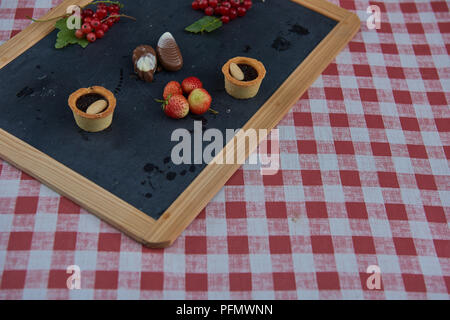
top-left (156, 32), bottom-right (183, 72)
top-left (132, 45), bottom-right (157, 82)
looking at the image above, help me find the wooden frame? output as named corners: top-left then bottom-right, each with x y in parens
top-left (0, 0), bottom-right (360, 248)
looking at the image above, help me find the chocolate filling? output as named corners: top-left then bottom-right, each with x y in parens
top-left (76, 93), bottom-right (108, 112)
top-left (237, 64), bottom-right (258, 81)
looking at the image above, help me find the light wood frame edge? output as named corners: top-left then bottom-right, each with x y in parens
top-left (145, 1), bottom-right (360, 247)
top-left (0, 129), bottom-right (156, 243)
top-left (0, 0), bottom-right (158, 246)
top-left (0, 0), bottom-right (93, 69)
top-left (0, 0), bottom-right (360, 248)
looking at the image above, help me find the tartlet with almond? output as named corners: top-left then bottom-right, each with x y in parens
top-left (68, 86), bottom-right (117, 132)
top-left (222, 57), bottom-right (266, 99)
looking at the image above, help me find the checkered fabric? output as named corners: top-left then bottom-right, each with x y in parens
top-left (0, 0), bottom-right (449, 300)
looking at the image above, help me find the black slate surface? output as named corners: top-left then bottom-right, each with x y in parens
top-left (0, 0), bottom-right (337, 219)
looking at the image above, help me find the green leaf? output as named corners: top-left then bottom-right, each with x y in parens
top-left (54, 18), bottom-right (67, 30)
top-left (54, 18), bottom-right (89, 49)
top-left (185, 16), bottom-right (222, 34)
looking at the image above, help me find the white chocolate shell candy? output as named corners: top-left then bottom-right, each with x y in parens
top-left (137, 54), bottom-right (156, 72)
top-left (156, 32), bottom-right (183, 72)
top-left (132, 45), bottom-right (158, 82)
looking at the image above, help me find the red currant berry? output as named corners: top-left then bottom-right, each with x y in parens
top-left (204, 7), bottom-right (214, 15)
top-left (243, 0), bottom-right (252, 9)
top-left (208, 0), bottom-right (218, 8)
top-left (237, 6), bottom-right (247, 17)
top-left (83, 16), bottom-right (92, 24)
top-left (192, 1), bottom-right (200, 10)
top-left (92, 13), bottom-right (98, 19)
top-left (221, 15), bottom-right (230, 24)
top-left (95, 29), bottom-right (105, 39)
top-left (230, 0), bottom-right (240, 8)
top-left (199, 0), bottom-right (208, 9)
top-left (97, 3), bottom-right (107, 11)
top-left (83, 9), bottom-right (94, 17)
top-left (222, 1), bottom-right (231, 8)
top-left (229, 8), bottom-right (237, 20)
top-left (96, 8), bottom-right (107, 20)
top-left (75, 29), bottom-right (85, 39)
top-left (100, 23), bottom-right (109, 32)
top-left (106, 18), bottom-right (115, 27)
top-left (108, 4), bottom-right (120, 13)
top-left (86, 32), bottom-right (96, 42)
top-left (221, 6), bottom-right (230, 16)
top-left (90, 19), bottom-right (101, 28)
top-left (81, 23), bottom-right (93, 34)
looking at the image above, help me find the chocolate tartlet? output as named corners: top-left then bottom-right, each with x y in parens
top-left (156, 32), bottom-right (183, 72)
top-left (68, 86), bottom-right (117, 132)
top-left (132, 45), bottom-right (157, 82)
top-left (222, 57), bottom-right (266, 99)
top-left (76, 93), bottom-right (108, 113)
top-left (237, 64), bottom-right (259, 81)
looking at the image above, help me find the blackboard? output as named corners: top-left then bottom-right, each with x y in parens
top-left (0, 0), bottom-right (359, 246)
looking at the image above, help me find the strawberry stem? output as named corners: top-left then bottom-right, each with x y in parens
top-left (209, 108), bottom-right (219, 115)
top-left (154, 98), bottom-right (169, 111)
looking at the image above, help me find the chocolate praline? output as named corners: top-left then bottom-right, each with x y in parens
top-left (132, 45), bottom-right (157, 82)
top-left (156, 32), bottom-right (183, 72)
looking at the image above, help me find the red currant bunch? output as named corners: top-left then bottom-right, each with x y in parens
top-left (76, 2), bottom-right (122, 43)
top-left (191, 0), bottom-right (253, 24)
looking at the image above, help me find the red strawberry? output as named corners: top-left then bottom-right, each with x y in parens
top-left (188, 88), bottom-right (212, 115)
top-left (181, 76), bottom-right (203, 95)
top-left (162, 94), bottom-right (189, 119)
top-left (163, 81), bottom-right (183, 100)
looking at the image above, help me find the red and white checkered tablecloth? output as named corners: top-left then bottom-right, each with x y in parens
top-left (0, 0), bottom-right (449, 300)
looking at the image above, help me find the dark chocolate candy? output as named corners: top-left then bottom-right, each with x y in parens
top-left (156, 32), bottom-right (183, 72)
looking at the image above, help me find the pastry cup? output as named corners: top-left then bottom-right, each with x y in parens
top-left (222, 57), bottom-right (266, 99)
top-left (68, 86), bottom-right (117, 132)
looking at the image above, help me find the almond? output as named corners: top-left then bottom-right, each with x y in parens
top-left (86, 99), bottom-right (108, 115)
top-left (230, 62), bottom-right (244, 81)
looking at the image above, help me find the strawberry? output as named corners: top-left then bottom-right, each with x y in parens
top-left (161, 94), bottom-right (189, 119)
top-left (163, 81), bottom-right (183, 100)
top-left (188, 88), bottom-right (212, 115)
top-left (181, 76), bottom-right (203, 95)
